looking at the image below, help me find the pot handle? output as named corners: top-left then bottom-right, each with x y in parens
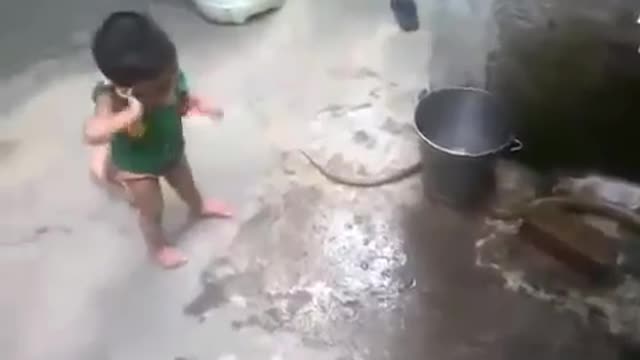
top-left (507, 138), bottom-right (523, 152)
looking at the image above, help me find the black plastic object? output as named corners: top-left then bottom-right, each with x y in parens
top-left (414, 88), bottom-right (521, 208)
top-left (390, 0), bottom-right (419, 32)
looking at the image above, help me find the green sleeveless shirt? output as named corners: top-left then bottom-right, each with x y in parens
top-left (93, 72), bottom-right (189, 175)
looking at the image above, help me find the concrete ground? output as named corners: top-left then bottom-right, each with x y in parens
top-left (0, 1), bottom-right (627, 359)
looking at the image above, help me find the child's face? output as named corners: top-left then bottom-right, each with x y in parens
top-left (129, 65), bottom-right (178, 107)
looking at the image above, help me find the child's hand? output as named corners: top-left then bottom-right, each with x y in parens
top-left (115, 87), bottom-right (142, 116)
top-left (182, 95), bottom-right (223, 120)
top-left (115, 87), bottom-right (145, 135)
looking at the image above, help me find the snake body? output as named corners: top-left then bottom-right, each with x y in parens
top-left (300, 151), bottom-right (421, 187)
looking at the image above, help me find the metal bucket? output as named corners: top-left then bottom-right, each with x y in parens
top-left (414, 87), bottom-right (522, 208)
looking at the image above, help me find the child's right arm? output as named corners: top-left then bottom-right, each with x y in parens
top-left (84, 91), bottom-right (142, 145)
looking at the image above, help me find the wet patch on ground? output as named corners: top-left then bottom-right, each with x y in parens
top-left (184, 104), bottom-right (423, 354)
top-left (182, 71), bottom-right (624, 357)
top-left (182, 78), bottom-right (444, 356)
top-left (476, 166), bottom-right (640, 344)
top-left (477, 219), bottom-right (640, 344)
top-left (316, 102), bottom-right (373, 119)
top-left (187, 176), bottom-right (417, 347)
top-left (306, 86), bottom-right (421, 186)
top-left (380, 116), bottom-right (413, 136)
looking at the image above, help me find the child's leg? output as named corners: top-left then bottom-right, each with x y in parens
top-left (89, 144), bottom-right (110, 182)
top-left (124, 177), bottom-right (188, 269)
top-left (164, 156), bottom-right (233, 218)
top-left (89, 144), bottom-right (130, 202)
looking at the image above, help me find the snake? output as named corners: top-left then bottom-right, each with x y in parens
top-left (299, 150), bottom-right (422, 187)
top-left (301, 150), bottom-right (640, 229)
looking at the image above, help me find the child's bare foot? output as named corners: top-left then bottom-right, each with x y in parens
top-left (192, 198), bottom-right (233, 219)
top-left (152, 246), bottom-right (189, 269)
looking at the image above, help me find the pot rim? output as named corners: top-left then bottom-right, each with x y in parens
top-left (413, 86), bottom-right (515, 157)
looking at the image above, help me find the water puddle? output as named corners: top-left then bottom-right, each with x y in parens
top-left (185, 179), bottom-right (414, 346)
top-left (477, 170), bottom-right (640, 343)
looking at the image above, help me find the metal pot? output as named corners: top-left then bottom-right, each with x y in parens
top-left (414, 87), bottom-right (522, 208)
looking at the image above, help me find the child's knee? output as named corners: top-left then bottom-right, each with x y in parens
top-left (90, 158), bottom-right (108, 181)
top-left (89, 168), bottom-right (105, 185)
top-left (89, 145), bottom-right (111, 179)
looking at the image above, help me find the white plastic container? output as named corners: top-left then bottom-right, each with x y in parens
top-left (193, 0), bottom-right (286, 25)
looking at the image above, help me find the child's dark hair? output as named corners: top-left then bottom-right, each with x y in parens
top-left (92, 11), bottom-right (177, 87)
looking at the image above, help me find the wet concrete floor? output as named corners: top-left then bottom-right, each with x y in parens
top-left (0, 0), bottom-right (632, 359)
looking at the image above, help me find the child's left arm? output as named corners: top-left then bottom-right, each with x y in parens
top-left (177, 71), bottom-right (223, 120)
top-left (180, 94), bottom-right (224, 119)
